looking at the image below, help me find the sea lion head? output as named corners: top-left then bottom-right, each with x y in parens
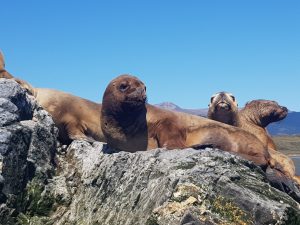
top-left (208, 91), bottom-right (238, 111)
top-left (102, 74), bottom-right (147, 114)
top-left (207, 91), bottom-right (239, 125)
top-left (244, 100), bottom-right (288, 127)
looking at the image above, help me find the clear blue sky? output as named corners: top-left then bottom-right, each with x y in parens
top-left (1, 1), bottom-right (299, 111)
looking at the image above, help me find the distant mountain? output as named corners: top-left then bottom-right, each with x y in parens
top-left (268, 112), bottom-right (300, 135)
top-left (155, 102), bottom-right (208, 117)
top-left (156, 102), bottom-right (300, 136)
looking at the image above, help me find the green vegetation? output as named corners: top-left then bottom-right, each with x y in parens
top-left (211, 196), bottom-right (253, 225)
top-left (273, 136), bottom-right (300, 156)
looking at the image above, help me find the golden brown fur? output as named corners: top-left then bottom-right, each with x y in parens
top-left (208, 91), bottom-right (239, 126)
top-left (101, 75), bottom-right (270, 167)
top-left (0, 51), bottom-right (104, 144)
top-left (0, 51), bottom-right (35, 94)
top-left (208, 92), bottom-right (300, 184)
top-left (35, 88), bottom-right (104, 144)
top-left (239, 100), bottom-right (288, 150)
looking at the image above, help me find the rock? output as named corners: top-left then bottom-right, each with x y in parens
top-left (45, 143), bottom-right (300, 225)
top-left (0, 79), bottom-right (57, 224)
top-left (0, 78), bottom-right (300, 225)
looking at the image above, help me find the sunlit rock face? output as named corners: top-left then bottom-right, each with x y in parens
top-left (0, 79), bottom-right (300, 225)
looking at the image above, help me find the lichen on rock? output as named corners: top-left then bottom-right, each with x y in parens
top-left (1, 79), bottom-right (300, 225)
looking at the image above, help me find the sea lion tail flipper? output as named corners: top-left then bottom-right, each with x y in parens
top-left (0, 50), bottom-right (5, 69)
top-left (266, 166), bottom-right (300, 202)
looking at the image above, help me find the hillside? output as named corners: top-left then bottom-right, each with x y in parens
top-left (273, 136), bottom-right (300, 156)
top-left (268, 112), bottom-right (300, 135)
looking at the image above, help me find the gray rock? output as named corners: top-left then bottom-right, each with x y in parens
top-left (45, 143), bottom-right (300, 225)
top-left (0, 78), bottom-right (300, 225)
top-left (0, 79), bottom-right (35, 121)
top-left (0, 98), bottom-right (19, 126)
top-left (0, 79), bottom-right (57, 224)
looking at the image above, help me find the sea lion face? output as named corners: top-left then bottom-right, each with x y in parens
top-left (103, 74), bottom-right (147, 110)
top-left (245, 100), bottom-right (288, 125)
top-left (209, 92), bottom-right (238, 112)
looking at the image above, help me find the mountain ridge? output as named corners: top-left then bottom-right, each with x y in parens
top-left (155, 102), bottom-right (300, 135)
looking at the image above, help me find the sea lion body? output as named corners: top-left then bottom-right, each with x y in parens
top-left (0, 51), bottom-right (104, 144)
top-left (0, 51), bottom-right (14, 79)
top-left (101, 75), bottom-right (269, 167)
top-left (208, 92), bottom-right (299, 184)
top-left (34, 88), bottom-right (104, 144)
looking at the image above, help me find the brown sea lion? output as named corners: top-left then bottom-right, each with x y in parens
top-left (208, 93), bottom-right (288, 150)
top-left (34, 88), bottom-right (104, 144)
top-left (239, 100), bottom-right (288, 150)
top-left (207, 91), bottom-right (239, 126)
top-left (208, 92), bottom-right (300, 184)
top-left (101, 74), bottom-right (270, 167)
top-left (0, 51), bottom-right (35, 94)
top-left (0, 50), bottom-right (14, 79)
top-left (0, 51), bottom-right (105, 144)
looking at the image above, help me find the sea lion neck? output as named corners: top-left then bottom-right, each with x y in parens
top-left (239, 107), bottom-right (264, 127)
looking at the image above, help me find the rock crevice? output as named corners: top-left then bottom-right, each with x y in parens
top-left (0, 79), bottom-right (299, 225)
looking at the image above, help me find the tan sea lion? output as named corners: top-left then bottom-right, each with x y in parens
top-left (208, 92), bottom-right (300, 184)
top-left (239, 100), bottom-right (288, 150)
top-left (0, 51), bottom-right (105, 144)
top-left (0, 50), bottom-right (14, 79)
top-left (207, 91), bottom-right (239, 126)
top-left (0, 51), bottom-right (35, 94)
top-left (101, 74), bottom-right (270, 167)
top-left (101, 75), bottom-right (300, 200)
top-left (34, 88), bottom-right (104, 144)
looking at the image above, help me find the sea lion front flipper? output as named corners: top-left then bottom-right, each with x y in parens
top-left (190, 143), bottom-right (215, 150)
top-left (266, 166), bottom-right (300, 202)
top-left (69, 134), bottom-right (97, 144)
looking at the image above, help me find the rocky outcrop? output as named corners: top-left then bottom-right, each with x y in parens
top-left (1, 79), bottom-right (300, 225)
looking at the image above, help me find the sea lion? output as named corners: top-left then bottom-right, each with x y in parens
top-left (208, 93), bottom-right (288, 150)
top-left (0, 50), bottom-right (14, 79)
top-left (208, 92), bottom-right (300, 184)
top-left (101, 74), bottom-right (270, 167)
top-left (239, 100), bottom-right (288, 150)
top-left (207, 91), bottom-right (239, 126)
top-left (101, 75), bottom-right (300, 200)
top-left (0, 51), bottom-right (105, 144)
top-left (0, 51), bottom-right (35, 94)
top-left (34, 88), bottom-right (104, 144)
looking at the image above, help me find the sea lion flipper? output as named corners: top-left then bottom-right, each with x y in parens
top-left (190, 143), bottom-right (215, 150)
top-left (266, 166), bottom-right (300, 202)
top-left (69, 133), bottom-right (96, 144)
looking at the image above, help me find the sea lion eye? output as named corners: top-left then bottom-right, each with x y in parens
top-left (210, 97), bottom-right (214, 103)
top-left (119, 83), bottom-right (129, 92)
top-left (230, 95), bottom-right (235, 101)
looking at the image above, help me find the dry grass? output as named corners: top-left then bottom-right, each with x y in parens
top-left (273, 136), bottom-right (300, 156)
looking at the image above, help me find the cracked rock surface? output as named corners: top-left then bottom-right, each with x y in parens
top-left (0, 78), bottom-right (300, 225)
